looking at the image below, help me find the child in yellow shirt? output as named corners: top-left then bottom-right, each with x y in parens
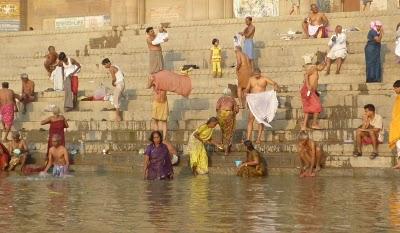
top-left (210, 38), bottom-right (222, 78)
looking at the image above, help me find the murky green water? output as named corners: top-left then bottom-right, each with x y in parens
top-left (1, 172), bottom-right (400, 233)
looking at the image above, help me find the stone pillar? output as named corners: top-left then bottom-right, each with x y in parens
top-left (224, 0), bottom-right (233, 18)
top-left (138, 0), bottom-right (145, 24)
top-left (125, 0), bottom-right (139, 25)
top-left (185, 0), bottom-right (194, 21)
top-left (111, 0), bottom-right (144, 25)
top-left (185, 0), bottom-right (209, 20)
top-left (209, 0), bottom-right (224, 19)
top-left (20, 0), bottom-right (28, 30)
top-left (111, 0), bottom-right (127, 25)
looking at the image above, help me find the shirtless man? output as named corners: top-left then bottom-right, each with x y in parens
top-left (8, 132), bottom-right (29, 171)
top-left (245, 69), bottom-right (279, 144)
top-left (146, 26), bottom-right (167, 74)
top-left (302, 4), bottom-right (329, 39)
top-left (102, 58), bottom-right (125, 121)
top-left (301, 60), bottom-right (326, 131)
top-left (0, 82), bottom-right (19, 141)
top-left (239, 17), bottom-right (256, 69)
top-left (235, 46), bottom-right (253, 108)
top-left (41, 134), bottom-right (69, 177)
top-left (20, 73), bottom-right (35, 114)
top-left (297, 131), bottom-right (322, 177)
top-left (148, 77), bottom-right (168, 140)
top-left (44, 46), bottom-right (58, 76)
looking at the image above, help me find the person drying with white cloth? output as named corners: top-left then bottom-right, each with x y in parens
top-left (244, 68), bottom-right (279, 144)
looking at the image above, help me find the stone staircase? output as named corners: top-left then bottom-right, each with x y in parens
top-left (1, 10), bottom-right (400, 170)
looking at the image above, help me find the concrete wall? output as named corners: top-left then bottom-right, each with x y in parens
top-left (23, 0), bottom-right (396, 30)
top-left (145, 0), bottom-right (185, 23)
top-left (26, 0), bottom-right (111, 30)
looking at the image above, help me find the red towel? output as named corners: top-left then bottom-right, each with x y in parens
top-left (300, 83), bottom-right (322, 113)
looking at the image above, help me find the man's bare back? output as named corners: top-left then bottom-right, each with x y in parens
top-left (305, 64), bottom-right (326, 91)
top-left (46, 52), bottom-right (58, 64)
top-left (0, 89), bottom-right (16, 106)
top-left (49, 146), bottom-right (69, 166)
top-left (22, 80), bottom-right (34, 96)
top-left (305, 66), bottom-right (319, 91)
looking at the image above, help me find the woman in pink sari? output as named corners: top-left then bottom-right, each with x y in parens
top-left (41, 106), bottom-right (69, 158)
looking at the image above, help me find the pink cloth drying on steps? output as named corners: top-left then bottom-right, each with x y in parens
top-left (151, 70), bottom-right (192, 97)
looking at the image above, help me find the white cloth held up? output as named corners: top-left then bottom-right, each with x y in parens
top-left (246, 90), bottom-right (279, 127)
top-left (152, 32), bottom-right (168, 45)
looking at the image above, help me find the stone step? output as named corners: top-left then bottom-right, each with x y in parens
top-left (0, 35), bottom-right (397, 70)
top-left (18, 102), bottom-right (374, 118)
top-left (15, 96), bottom-right (395, 125)
top-left (0, 10), bottom-right (398, 54)
top-left (27, 148), bottom-right (395, 170)
top-left (1, 61), bottom-right (399, 82)
top-left (68, 151), bottom-right (395, 169)
top-left (0, 44), bottom-right (397, 77)
top-left (16, 127), bottom-right (383, 147)
top-left (27, 89), bottom-right (396, 111)
top-left (24, 137), bottom-right (394, 154)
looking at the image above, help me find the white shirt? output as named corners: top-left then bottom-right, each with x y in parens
top-left (370, 113), bottom-right (384, 142)
top-left (328, 33), bottom-right (347, 52)
top-left (113, 65), bottom-right (124, 84)
top-left (63, 57), bottom-right (78, 77)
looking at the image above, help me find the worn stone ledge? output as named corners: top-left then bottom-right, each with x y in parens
top-left (68, 165), bottom-right (400, 178)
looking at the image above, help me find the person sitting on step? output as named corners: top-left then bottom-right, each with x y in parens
top-left (302, 4), bottom-right (329, 39)
top-left (8, 132), bottom-right (29, 172)
top-left (326, 25), bottom-right (347, 75)
top-left (353, 104), bottom-right (384, 159)
top-left (237, 140), bottom-right (266, 177)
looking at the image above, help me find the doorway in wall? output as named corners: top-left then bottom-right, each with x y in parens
top-left (343, 0), bottom-right (360, 12)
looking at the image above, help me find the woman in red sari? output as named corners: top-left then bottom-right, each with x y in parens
top-left (41, 106), bottom-right (69, 158)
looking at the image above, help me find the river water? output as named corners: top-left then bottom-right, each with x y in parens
top-left (0, 172), bottom-right (399, 233)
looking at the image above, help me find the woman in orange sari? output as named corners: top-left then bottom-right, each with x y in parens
top-left (216, 88), bottom-right (239, 155)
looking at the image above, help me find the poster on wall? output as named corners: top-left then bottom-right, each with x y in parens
top-left (316, 0), bottom-right (331, 12)
top-left (55, 15), bottom-right (110, 30)
top-left (234, 0), bottom-right (279, 18)
top-left (0, 1), bottom-right (20, 31)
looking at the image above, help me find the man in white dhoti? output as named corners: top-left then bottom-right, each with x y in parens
top-left (302, 4), bottom-right (329, 39)
top-left (51, 66), bottom-right (63, 91)
top-left (245, 69), bottom-right (279, 144)
top-left (326, 25), bottom-right (347, 75)
top-left (102, 58), bottom-right (125, 122)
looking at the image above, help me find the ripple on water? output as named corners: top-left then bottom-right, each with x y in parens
top-left (0, 173), bottom-right (399, 232)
